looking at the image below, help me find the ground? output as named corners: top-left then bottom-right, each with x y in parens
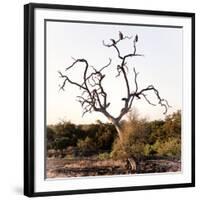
top-left (46, 157), bottom-right (181, 178)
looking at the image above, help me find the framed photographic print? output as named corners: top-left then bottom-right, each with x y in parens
top-left (24, 3), bottom-right (195, 197)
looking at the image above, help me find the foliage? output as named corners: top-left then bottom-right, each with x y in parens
top-left (47, 121), bottom-right (117, 155)
top-left (111, 110), bottom-right (181, 160)
top-left (111, 113), bottom-right (148, 159)
top-left (77, 137), bottom-right (96, 156)
top-left (47, 110), bottom-right (181, 160)
top-left (98, 152), bottom-right (111, 160)
top-left (153, 138), bottom-right (181, 157)
top-left (53, 137), bottom-right (71, 150)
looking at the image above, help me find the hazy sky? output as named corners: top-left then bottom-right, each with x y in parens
top-left (46, 20), bottom-right (182, 125)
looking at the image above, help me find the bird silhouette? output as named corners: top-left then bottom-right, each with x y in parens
top-left (101, 74), bottom-right (105, 79)
top-left (106, 103), bottom-right (110, 108)
top-left (119, 31), bottom-right (123, 40)
top-left (135, 93), bottom-right (140, 99)
top-left (135, 34), bottom-right (138, 42)
top-left (122, 98), bottom-right (127, 101)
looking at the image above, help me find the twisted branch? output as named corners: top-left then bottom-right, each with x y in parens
top-left (58, 57), bottom-right (114, 118)
top-left (59, 32), bottom-right (170, 124)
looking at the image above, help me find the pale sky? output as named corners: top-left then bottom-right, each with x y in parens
top-left (46, 20), bottom-right (182, 125)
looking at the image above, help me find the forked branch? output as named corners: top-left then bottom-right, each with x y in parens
top-left (59, 32), bottom-right (170, 124)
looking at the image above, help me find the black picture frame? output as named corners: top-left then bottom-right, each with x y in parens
top-left (24, 3), bottom-right (195, 197)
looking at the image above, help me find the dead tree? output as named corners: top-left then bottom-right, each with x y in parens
top-left (58, 32), bottom-right (170, 173)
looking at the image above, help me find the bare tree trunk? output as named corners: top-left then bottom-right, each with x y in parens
top-left (113, 123), bottom-right (138, 173)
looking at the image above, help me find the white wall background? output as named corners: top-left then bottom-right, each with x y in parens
top-left (0, 0), bottom-right (199, 199)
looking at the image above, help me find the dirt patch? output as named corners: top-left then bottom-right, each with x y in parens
top-left (138, 159), bottom-right (181, 173)
top-left (46, 158), bottom-right (181, 178)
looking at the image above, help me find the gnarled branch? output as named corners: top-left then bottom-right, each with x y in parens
top-left (59, 32), bottom-right (170, 125)
top-left (58, 57), bottom-right (114, 118)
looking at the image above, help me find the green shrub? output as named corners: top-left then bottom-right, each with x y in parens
top-left (143, 144), bottom-right (157, 156)
top-left (52, 137), bottom-right (70, 150)
top-left (65, 154), bottom-right (75, 160)
top-left (98, 152), bottom-right (111, 160)
top-left (77, 137), bottom-right (96, 156)
top-left (111, 110), bottom-right (181, 160)
top-left (111, 115), bottom-right (148, 159)
top-left (153, 138), bottom-right (181, 157)
top-left (110, 138), bottom-right (127, 159)
top-left (47, 110), bottom-right (181, 160)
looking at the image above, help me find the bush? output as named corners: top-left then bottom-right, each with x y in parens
top-left (47, 127), bottom-right (56, 149)
top-left (110, 138), bottom-right (127, 159)
top-left (111, 111), bottom-right (148, 159)
top-left (143, 144), bottom-right (157, 156)
top-left (47, 110), bottom-right (181, 159)
top-left (77, 137), bottom-right (96, 156)
top-left (111, 110), bottom-right (181, 160)
top-left (95, 123), bottom-right (117, 151)
top-left (52, 137), bottom-right (71, 150)
top-left (153, 138), bottom-right (181, 157)
top-left (98, 152), bottom-right (111, 160)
